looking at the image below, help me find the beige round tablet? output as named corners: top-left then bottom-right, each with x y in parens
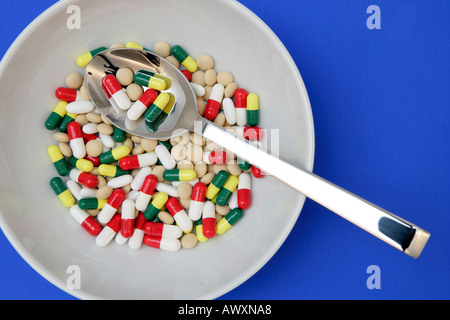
top-left (197, 54), bottom-right (214, 71)
top-left (86, 139), bottom-right (103, 157)
top-left (152, 165), bottom-right (166, 182)
top-left (109, 43), bottom-right (125, 48)
top-left (79, 83), bottom-right (91, 100)
top-left (217, 71), bottom-right (234, 87)
top-left (126, 83), bottom-right (143, 101)
top-left (158, 211), bottom-right (174, 225)
top-left (58, 142), bottom-right (72, 158)
top-left (194, 162), bottom-right (208, 178)
top-left (225, 82), bottom-right (238, 98)
top-left (186, 143), bottom-right (203, 163)
top-left (165, 55), bottom-right (180, 68)
top-left (141, 138), bottom-right (158, 152)
top-left (65, 72), bottom-right (83, 89)
top-left (177, 182), bottom-right (192, 200)
top-left (85, 112), bottom-right (102, 123)
top-left (204, 69), bottom-right (217, 86)
top-left (53, 132), bottom-right (69, 143)
top-left (171, 144), bottom-right (188, 161)
top-left (181, 233), bottom-right (198, 249)
top-left (97, 186), bottom-right (113, 200)
top-left (116, 67), bottom-right (134, 86)
top-left (97, 123), bottom-right (114, 135)
top-left (191, 70), bottom-right (205, 86)
top-left (153, 41), bottom-right (171, 57)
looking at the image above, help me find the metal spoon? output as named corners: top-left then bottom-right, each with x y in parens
top-left (85, 48), bottom-right (430, 258)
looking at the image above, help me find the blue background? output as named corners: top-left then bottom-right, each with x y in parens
top-left (0, 0), bottom-right (449, 300)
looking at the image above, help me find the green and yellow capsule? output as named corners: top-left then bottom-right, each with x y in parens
top-left (216, 175), bottom-right (239, 206)
top-left (216, 208), bottom-right (243, 235)
top-left (125, 41), bottom-right (151, 52)
top-left (246, 93), bottom-right (259, 126)
top-left (195, 220), bottom-right (209, 243)
top-left (78, 198), bottom-right (107, 210)
top-left (145, 93), bottom-right (176, 133)
top-left (134, 71), bottom-right (167, 91)
top-left (58, 112), bottom-right (78, 132)
top-left (76, 47), bottom-right (107, 67)
top-left (136, 69), bottom-right (172, 89)
top-left (45, 101), bottom-right (68, 130)
top-left (99, 145), bottom-right (131, 164)
top-left (68, 156), bottom-right (94, 172)
top-left (237, 157), bottom-right (251, 171)
top-left (144, 92), bottom-right (170, 123)
top-left (50, 177), bottom-right (75, 208)
top-left (144, 192), bottom-right (169, 220)
top-left (98, 164), bottom-right (131, 177)
top-left (48, 145), bottom-right (70, 176)
top-left (171, 45), bottom-right (198, 73)
top-left (206, 170), bottom-right (229, 200)
top-left (112, 127), bottom-right (126, 143)
top-left (163, 169), bottom-right (197, 182)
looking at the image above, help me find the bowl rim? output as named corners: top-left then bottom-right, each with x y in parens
top-left (0, 0), bottom-right (315, 300)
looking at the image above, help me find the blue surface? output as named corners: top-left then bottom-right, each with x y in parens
top-left (0, 0), bottom-right (449, 300)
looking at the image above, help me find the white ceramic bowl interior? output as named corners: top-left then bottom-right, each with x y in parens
top-left (0, 0), bottom-right (314, 299)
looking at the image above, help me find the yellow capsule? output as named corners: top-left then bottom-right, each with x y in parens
top-left (195, 223), bottom-right (209, 243)
top-left (75, 158), bottom-right (94, 172)
top-left (222, 175), bottom-right (239, 192)
top-left (206, 184), bottom-right (220, 200)
top-left (53, 101), bottom-right (68, 117)
top-left (111, 145), bottom-right (131, 160)
top-left (152, 192), bottom-right (169, 209)
top-left (216, 219), bottom-right (232, 235)
top-left (58, 189), bottom-right (76, 208)
top-left (76, 47), bottom-right (107, 67)
top-left (182, 56), bottom-right (198, 73)
top-left (247, 93), bottom-right (259, 111)
top-left (98, 164), bottom-right (116, 177)
top-left (126, 42), bottom-right (144, 49)
top-left (48, 145), bottom-right (64, 162)
top-left (153, 92), bottom-right (170, 110)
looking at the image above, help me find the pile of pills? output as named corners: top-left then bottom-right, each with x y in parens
top-left (46, 41), bottom-right (264, 252)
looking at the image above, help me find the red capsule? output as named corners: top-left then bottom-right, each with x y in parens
top-left (251, 165), bottom-right (265, 178)
top-left (82, 132), bottom-right (99, 143)
top-left (82, 216), bottom-right (102, 236)
top-left (135, 213), bottom-right (147, 230)
top-left (234, 88), bottom-right (248, 109)
top-left (120, 199), bottom-right (135, 238)
top-left (84, 155), bottom-right (100, 167)
top-left (102, 74), bottom-right (123, 95)
top-left (140, 174), bottom-right (158, 195)
top-left (107, 189), bottom-right (126, 209)
top-left (67, 121), bottom-right (83, 140)
top-left (138, 89), bottom-right (158, 107)
top-left (143, 222), bottom-right (164, 237)
top-left (106, 213), bottom-right (122, 233)
top-left (191, 182), bottom-right (207, 202)
top-left (181, 70), bottom-right (191, 81)
top-left (243, 126), bottom-right (263, 141)
top-left (55, 87), bottom-right (79, 102)
top-left (78, 171), bottom-right (98, 188)
top-left (204, 150), bottom-right (227, 165)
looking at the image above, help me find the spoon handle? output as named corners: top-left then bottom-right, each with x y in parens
top-left (200, 119), bottom-right (430, 258)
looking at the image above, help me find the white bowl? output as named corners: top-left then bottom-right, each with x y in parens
top-left (0, 0), bottom-right (314, 300)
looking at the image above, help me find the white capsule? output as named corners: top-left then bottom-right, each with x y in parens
top-left (156, 182), bottom-right (178, 197)
top-left (134, 152), bottom-right (158, 167)
top-left (127, 99), bottom-right (148, 121)
top-left (107, 174), bottom-right (133, 189)
top-left (155, 144), bottom-right (176, 169)
top-left (202, 201), bottom-right (216, 220)
top-left (96, 225), bottom-right (117, 247)
top-left (222, 97), bottom-right (237, 125)
top-left (66, 180), bottom-right (82, 201)
top-left (115, 232), bottom-right (128, 245)
top-left (228, 190), bottom-right (239, 210)
top-left (190, 83), bottom-right (206, 97)
top-left (188, 200), bottom-right (204, 221)
top-left (121, 199), bottom-right (135, 220)
top-left (159, 238), bottom-right (181, 252)
top-left (130, 167), bottom-right (152, 190)
top-left (79, 187), bottom-right (98, 198)
top-left (162, 224), bottom-right (183, 239)
top-left (209, 83), bottom-right (224, 103)
top-left (97, 203), bottom-right (117, 226)
top-left (111, 88), bottom-right (131, 111)
top-left (66, 100), bottom-right (95, 114)
top-left (135, 192), bottom-right (152, 212)
top-left (173, 209), bottom-right (193, 233)
top-left (236, 108), bottom-right (247, 127)
top-left (128, 229), bottom-right (145, 250)
top-left (69, 205), bottom-right (89, 225)
top-left (69, 137), bottom-right (86, 159)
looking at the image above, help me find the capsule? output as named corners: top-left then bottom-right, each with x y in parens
top-left (222, 97), bottom-right (237, 125)
top-left (163, 169), bottom-right (197, 182)
top-left (106, 174), bottom-right (133, 189)
top-left (68, 156), bottom-right (94, 172)
top-left (237, 172), bottom-right (252, 209)
top-left (69, 205), bottom-right (102, 236)
top-left (120, 199), bottom-right (135, 238)
top-left (67, 121), bottom-right (86, 159)
top-left (203, 150), bottom-right (227, 165)
top-left (69, 168), bottom-right (98, 188)
top-left (234, 89), bottom-right (248, 126)
top-left (206, 170), bottom-right (229, 200)
top-left (251, 165), bottom-right (265, 178)
top-left (155, 144), bottom-right (176, 169)
top-left (135, 174), bottom-right (158, 211)
top-left (55, 87), bottom-right (84, 102)
top-left (134, 71), bottom-right (167, 91)
top-left (128, 213), bottom-right (147, 250)
top-left (48, 145), bottom-right (70, 176)
top-left (145, 94), bottom-right (175, 133)
top-left (171, 45), bottom-right (198, 73)
top-left (130, 167), bottom-right (152, 190)
top-left (66, 179), bottom-right (82, 201)
top-left (195, 220), bottom-right (209, 243)
top-left (144, 192), bottom-right (169, 221)
top-left (97, 189), bottom-right (126, 225)
top-left (102, 74), bottom-right (131, 111)
top-left (66, 100), bottom-right (95, 114)
top-left (45, 101), bottom-right (68, 130)
top-left (144, 92), bottom-right (170, 123)
top-left (156, 182), bottom-right (178, 197)
top-left (99, 145), bottom-right (131, 164)
top-left (119, 152), bottom-right (158, 170)
top-left (216, 175), bottom-right (239, 206)
top-left (125, 41), bottom-right (151, 51)
top-left (127, 89), bottom-right (158, 121)
top-left (216, 208), bottom-right (244, 235)
top-left (112, 126), bottom-right (126, 143)
top-left (97, 164), bottom-right (130, 178)
top-left (136, 69), bottom-right (173, 89)
top-left (50, 177), bottom-right (75, 208)
top-left (165, 197), bottom-right (193, 233)
top-left (78, 198), bottom-right (107, 210)
top-left (203, 83), bottom-right (224, 121)
top-left (76, 46), bottom-right (107, 67)
top-left (84, 155), bottom-right (101, 167)
top-left (202, 201), bottom-right (216, 239)
top-left (96, 213), bottom-right (121, 247)
top-left (143, 235), bottom-right (181, 252)
top-left (189, 182), bottom-right (207, 221)
top-left (143, 222), bottom-right (182, 239)
top-left (238, 157), bottom-right (251, 171)
top-left (58, 112), bottom-right (77, 132)
top-left (228, 189), bottom-right (239, 210)
top-left (246, 93), bottom-right (259, 126)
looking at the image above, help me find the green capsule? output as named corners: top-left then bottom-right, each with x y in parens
top-left (237, 158), bottom-right (251, 171)
top-left (216, 175), bottom-right (239, 206)
top-left (68, 156), bottom-right (94, 172)
top-left (134, 72), bottom-right (167, 91)
top-left (99, 145), bottom-right (131, 164)
top-left (98, 164), bottom-right (131, 177)
top-left (48, 145), bottom-right (70, 176)
top-left (171, 45), bottom-right (198, 72)
top-left (112, 127), bottom-right (126, 142)
top-left (216, 208), bottom-right (244, 234)
top-left (136, 69), bottom-right (172, 89)
top-left (45, 101), bottom-right (67, 130)
top-left (78, 198), bottom-right (107, 210)
top-left (145, 93), bottom-right (175, 133)
top-left (206, 170), bottom-right (229, 200)
top-left (246, 93), bottom-right (259, 126)
top-left (144, 92), bottom-right (170, 123)
top-left (163, 169), bottom-right (197, 181)
top-left (50, 177), bottom-right (75, 208)
top-left (144, 192), bottom-right (169, 220)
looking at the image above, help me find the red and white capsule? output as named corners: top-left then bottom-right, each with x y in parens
top-left (143, 222), bottom-right (182, 239)
top-left (128, 213), bottom-right (147, 250)
top-left (102, 74), bottom-right (131, 110)
top-left (202, 201), bottom-right (216, 239)
top-left (127, 89), bottom-right (158, 121)
top-left (97, 189), bottom-right (126, 225)
top-left (143, 235), bottom-right (181, 252)
top-left (165, 197), bottom-right (193, 232)
top-left (69, 205), bottom-right (102, 236)
top-left (234, 88), bottom-right (248, 126)
top-left (96, 213), bottom-right (121, 247)
top-left (69, 168), bottom-right (98, 188)
top-left (119, 153), bottom-right (158, 170)
top-left (55, 87), bottom-right (84, 102)
top-left (203, 150), bottom-right (227, 165)
top-left (67, 121), bottom-right (86, 159)
top-left (135, 174), bottom-right (158, 211)
top-left (189, 182), bottom-right (206, 221)
top-left (238, 172), bottom-right (252, 209)
top-left (120, 199), bottom-right (135, 238)
top-left (204, 83), bottom-right (224, 121)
